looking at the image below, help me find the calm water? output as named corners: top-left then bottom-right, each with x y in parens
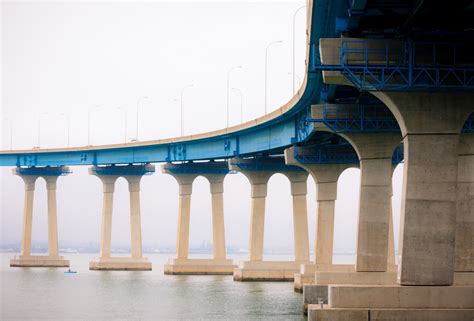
top-left (1, 253), bottom-right (311, 321)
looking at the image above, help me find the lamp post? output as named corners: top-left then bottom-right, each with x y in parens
top-left (293, 5), bottom-right (306, 95)
top-left (265, 40), bottom-right (283, 114)
top-left (135, 96), bottom-right (149, 141)
top-left (59, 113), bottom-right (70, 147)
top-left (2, 118), bottom-right (12, 150)
top-left (180, 84), bottom-right (194, 136)
top-left (231, 88), bottom-right (243, 123)
top-left (88, 105), bottom-right (102, 146)
top-left (288, 72), bottom-right (302, 94)
top-left (117, 107), bottom-right (128, 143)
top-left (227, 66), bottom-right (242, 127)
top-left (37, 112), bottom-right (49, 148)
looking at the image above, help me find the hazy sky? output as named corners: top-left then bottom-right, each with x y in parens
top-left (0, 1), bottom-right (403, 259)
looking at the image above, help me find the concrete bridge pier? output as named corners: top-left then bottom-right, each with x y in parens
top-left (310, 133), bottom-right (402, 285)
top-left (230, 157), bottom-right (311, 281)
top-left (285, 147), bottom-right (356, 292)
top-left (10, 166), bottom-right (71, 268)
top-left (308, 90), bottom-right (474, 318)
top-left (162, 162), bottom-right (234, 275)
top-left (89, 164), bottom-right (154, 271)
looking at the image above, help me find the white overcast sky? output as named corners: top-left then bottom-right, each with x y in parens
top-left (0, 1), bottom-right (403, 259)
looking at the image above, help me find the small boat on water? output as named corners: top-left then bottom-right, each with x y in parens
top-left (64, 269), bottom-right (77, 274)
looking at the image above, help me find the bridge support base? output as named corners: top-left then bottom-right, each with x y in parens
top-left (307, 285), bottom-right (474, 321)
top-left (233, 260), bottom-right (306, 281)
top-left (164, 258), bottom-right (235, 275)
top-left (294, 263), bottom-right (354, 292)
top-left (10, 255), bottom-right (69, 268)
top-left (89, 257), bottom-right (151, 271)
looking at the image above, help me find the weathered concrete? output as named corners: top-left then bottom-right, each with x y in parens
top-left (89, 257), bottom-right (151, 271)
top-left (456, 133), bottom-right (474, 273)
top-left (328, 285), bottom-right (474, 309)
top-left (10, 167), bottom-right (70, 268)
top-left (303, 284), bottom-right (328, 314)
top-left (89, 165), bottom-right (154, 271)
top-left (339, 133), bottom-right (401, 272)
top-left (373, 92), bottom-right (474, 286)
top-left (295, 264), bottom-right (354, 293)
top-left (314, 271), bottom-right (397, 285)
top-left (164, 258), bottom-right (234, 275)
top-left (230, 157), bottom-right (311, 281)
top-left (10, 255), bottom-right (69, 268)
top-left (162, 163), bottom-right (235, 274)
top-left (308, 306), bottom-right (474, 321)
top-left (233, 261), bottom-right (305, 281)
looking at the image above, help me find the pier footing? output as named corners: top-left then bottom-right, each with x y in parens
top-left (164, 258), bottom-right (234, 275)
top-left (10, 255), bottom-right (69, 267)
top-left (89, 257), bottom-right (152, 271)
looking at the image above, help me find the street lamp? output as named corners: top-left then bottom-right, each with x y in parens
top-left (227, 66), bottom-right (242, 127)
top-left (59, 113), bottom-right (70, 147)
top-left (288, 72), bottom-right (301, 94)
top-left (180, 84), bottom-right (194, 136)
top-left (293, 5), bottom-right (306, 95)
top-left (265, 40), bottom-right (283, 114)
top-left (2, 117), bottom-right (12, 150)
top-left (116, 107), bottom-right (128, 143)
top-left (135, 96), bottom-right (149, 141)
top-left (231, 88), bottom-right (243, 123)
top-left (88, 105), bottom-right (102, 146)
top-left (37, 112), bottom-right (49, 148)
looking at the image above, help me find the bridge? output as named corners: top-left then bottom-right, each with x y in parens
top-left (1, 0), bottom-right (474, 320)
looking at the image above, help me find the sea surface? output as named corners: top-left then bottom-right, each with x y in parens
top-left (0, 253), bottom-right (354, 321)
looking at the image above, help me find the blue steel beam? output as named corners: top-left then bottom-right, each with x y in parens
top-left (90, 164), bottom-right (155, 176)
top-left (14, 166), bottom-right (71, 176)
top-left (229, 156), bottom-right (304, 172)
top-left (162, 161), bottom-right (230, 175)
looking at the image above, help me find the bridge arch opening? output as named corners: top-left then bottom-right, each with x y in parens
top-left (333, 167), bottom-right (360, 264)
top-left (306, 174), bottom-right (317, 258)
top-left (264, 173), bottom-right (294, 261)
top-left (223, 172), bottom-right (250, 260)
top-left (110, 176), bottom-right (131, 256)
top-left (188, 175), bottom-right (212, 258)
top-left (30, 176), bottom-right (47, 254)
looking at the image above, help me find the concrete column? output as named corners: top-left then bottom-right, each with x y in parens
top-left (455, 133), bottom-right (474, 272)
top-left (342, 133), bottom-right (401, 272)
top-left (126, 176), bottom-right (143, 259)
top-left (175, 175), bottom-right (195, 260)
top-left (19, 176), bottom-right (37, 257)
top-left (244, 172), bottom-right (272, 261)
top-left (285, 149), bottom-right (355, 266)
top-left (315, 181), bottom-right (338, 265)
top-left (286, 172), bottom-right (310, 262)
top-left (207, 175), bottom-right (227, 260)
top-left (98, 176), bottom-right (117, 258)
top-left (373, 92), bottom-right (473, 285)
top-left (44, 176), bottom-right (60, 257)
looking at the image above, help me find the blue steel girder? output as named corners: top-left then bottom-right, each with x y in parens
top-left (229, 156), bottom-right (304, 172)
top-left (90, 164), bottom-right (155, 176)
top-left (162, 161), bottom-right (230, 175)
top-left (14, 166), bottom-right (71, 176)
top-left (314, 39), bottom-right (474, 91)
top-left (309, 103), bottom-right (400, 133)
top-left (292, 142), bottom-right (404, 165)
